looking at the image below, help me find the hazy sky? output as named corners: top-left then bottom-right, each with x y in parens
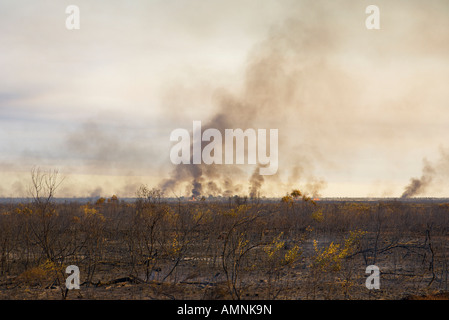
top-left (1, 0), bottom-right (449, 198)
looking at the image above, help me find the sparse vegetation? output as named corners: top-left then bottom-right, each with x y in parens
top-left (1, 182), bottom-right (449, 300)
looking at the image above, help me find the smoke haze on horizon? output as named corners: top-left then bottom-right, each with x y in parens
top-left (1, 0), bottom-right (449, 198)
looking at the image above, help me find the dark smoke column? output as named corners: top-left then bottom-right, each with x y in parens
top-left (401, 159), bottom-right (435, 198)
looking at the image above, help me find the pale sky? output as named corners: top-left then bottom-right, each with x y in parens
top-left (1, 0), bottom-right (449, 198)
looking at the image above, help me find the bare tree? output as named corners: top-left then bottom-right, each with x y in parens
top-left (27, 167), bottom-right (70, 298)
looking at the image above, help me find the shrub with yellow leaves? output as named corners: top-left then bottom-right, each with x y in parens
top-left (264, 232), bottom-right (285, 260)
top-left (312, 209), bottom-right (324, 223)
top-left (168, 234), bottom-right (182, 257)
top-left (264, 232), bottom-right (302, 267)
top-left (284, 244), bottom-right (301, 265)
top-left (16, 259), bottom-right (64, 287)
top-left (223, 204), bottom-right (250, 217)
top-left (310, 230), bottom-right (366, 273)
top-left (81, 205), bottom-right (105, 223)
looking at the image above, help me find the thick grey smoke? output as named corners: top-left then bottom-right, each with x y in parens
top-left (401, 159), bottom-right (435, 198)
top-left (401, 148), bottom-right (449, 198)
top-left (159, 15), bottom-right (337, 198)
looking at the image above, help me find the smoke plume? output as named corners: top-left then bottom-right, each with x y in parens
top-left (401, 147), bottom-right (449, 198)
top-left (249, 166), bottom-right (264, 199)
top-left (401, 159), bottom-right (434, 198)
top-left (159, 15), bottom-right (336, 198)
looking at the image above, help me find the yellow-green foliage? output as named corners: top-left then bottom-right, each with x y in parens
top-left (265, 232), bottom-right (301, 267)
top-left (237, 234), bottom-right (250, 256)
top-left (281, 195), bottom-right (294, 207)
top-left (223, 205), bottom-right (249, 217)
top-left (312, 240), bottom-right (342, 272)
top-left (15, 203), bottom-right (57, 217)
top-left (342, 203), bottom-right (371, 215)
top-left (168, 234), bottom-right (182, 256)
top-left (264, 232), bottom-right (285, 260)
top-left (193, 208), bottom-right (213, 224)
top-left (311, 230), bottom-right (366, 272)
top-left (312, 209), bottom-right (324, 222)
top-left (282, 189), bottom-right (317, 206)
top-left (95, 197), bottom-right (106, 205)
top-left (17, 260), bottom-right (62, 286)
top-left (339, 230), bottom-right (366, 257)
top-left (15, 204), bottom-right (33, 216)
top-left (82, 205), bottom-right (105, 223)
top-left (165, 207), bottom-right (178, 227)
top-left (284, 244), bottom-right (301, 265)
top-left (290, 189), bottom-right (302, 198)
